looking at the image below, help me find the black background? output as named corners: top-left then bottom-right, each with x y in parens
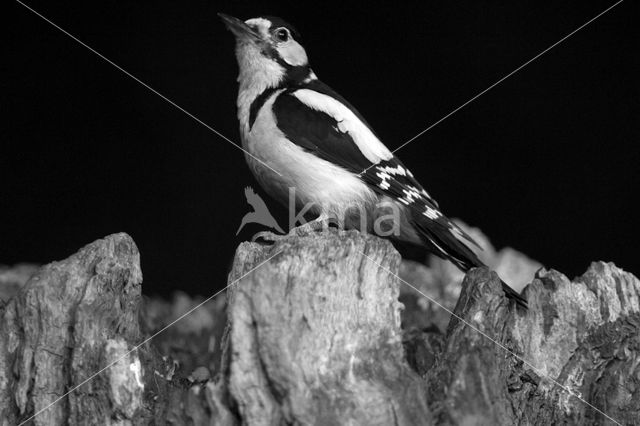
top-left (3, 1), bottom-right (638, 297)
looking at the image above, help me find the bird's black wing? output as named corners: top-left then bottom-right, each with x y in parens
top-left (272, 80), bottom-right (479, 247)
top-left (272, 81), bottom-right (526, 307)
top-left (274, 81), bottom-right (438, 202)
top-left (273, 83), bottom-right (373, 172)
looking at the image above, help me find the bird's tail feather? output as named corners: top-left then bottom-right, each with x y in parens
top-left (499, 278), bottom-right (528, 309)
top-left (410, 212), bottom-right (528, 309)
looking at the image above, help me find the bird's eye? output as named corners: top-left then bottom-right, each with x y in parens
top-left (274, 28), bottom-right (289, 42)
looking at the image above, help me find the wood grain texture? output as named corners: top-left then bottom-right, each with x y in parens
top-left (220, 231), bottom-right (432, 425)
top-left (0, 233), bottom-right (144, 425)
top-left (1, 231), bottom-right (638, 425)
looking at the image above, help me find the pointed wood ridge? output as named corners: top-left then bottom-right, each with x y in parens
top-left (425, 263), bottom-right (640, 425)
top-left (0, 233), bottom-right (143, 425)
top-left (0, 231), bottom-right (638, 425)
top-left (217, 232), bottom-right (640, 425)
top-left (220, 231), bottom-right (431, 425)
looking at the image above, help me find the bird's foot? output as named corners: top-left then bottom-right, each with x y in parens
top-left (290, 215), bottom-right (334, 237)
top-left (251, 230), bottom-right (287, 243)
top-left (251, 215), bottom-right (336, 243)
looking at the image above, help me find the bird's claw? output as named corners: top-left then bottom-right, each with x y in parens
top-left (251, 218), bottom-right (336, 243)
top-left (251, 230), bottom-right (287, 243)
top-left (250, 228), bottom-right (319, 244)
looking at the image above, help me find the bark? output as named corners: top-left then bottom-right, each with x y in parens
top-left (219, 232), bottom-right (431, 425)
top-left (0, 233), bottom-right (144, 425)
top-left (0, 230), bottom-right (638, 425)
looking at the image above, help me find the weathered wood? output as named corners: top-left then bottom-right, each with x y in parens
top-left (216, 231), bottom-right (640, 426)
top-left (422, 263), bottom-right (640, 426)
top-left (1, 230), bottom-right (638, 425)
top-left (219, 231), bottom-right (432, 425)
top-left (0, 234), bottom-right (229, 426)
top-left (0, 233), bottom-right (145, 425)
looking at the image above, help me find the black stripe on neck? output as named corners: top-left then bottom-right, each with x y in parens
top-left (249, 87), bottom-right (278, 130)
top-left (248, 66), bottom-right (314, 130)
top-left (282, 65), bottom-right (311, 86)
top-left (248, 61), bottom-right (320, 130)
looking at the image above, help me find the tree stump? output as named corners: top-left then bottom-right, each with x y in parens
top-left (1, 231), bottom-right (638, 425)
top-left (0, 233), bottom-right (144, 425)
top-left (220, 232), bottom-right (431, 425)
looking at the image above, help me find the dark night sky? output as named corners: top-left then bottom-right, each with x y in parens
top-left (3, 1), bottom-right (638, 297)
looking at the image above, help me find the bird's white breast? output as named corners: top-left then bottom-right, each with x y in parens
top-left (241, 92), bottom-right (377, 221)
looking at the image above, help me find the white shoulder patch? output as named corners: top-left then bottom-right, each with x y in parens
top-left (292, 89), bottom-right (393, 164)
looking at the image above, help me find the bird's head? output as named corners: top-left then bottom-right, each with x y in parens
top-left (219, 14), bottom-right (314, 90)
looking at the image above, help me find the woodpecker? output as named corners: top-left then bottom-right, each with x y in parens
top-left (220, 14), bottom-right (527, 308)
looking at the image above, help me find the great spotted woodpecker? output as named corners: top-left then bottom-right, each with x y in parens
top-left (220, 14), bottom-right (527, 308)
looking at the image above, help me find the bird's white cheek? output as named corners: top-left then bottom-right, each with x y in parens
top-left (278, 41), bottom-right (308, 67)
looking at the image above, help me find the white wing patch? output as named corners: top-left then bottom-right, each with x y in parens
top-left (292, 89), bottom-right (393, 164)
top-left (402, 187), bottom-right (422, 204)
top-left (376, 170), bottom-right (392, 190)
top-left (372, 164), bottom-right (435, 203)
top-left (375, 163), bottom-right (413, 177)
top-left (411, 185), bottom-right (432, 199)
top-left (424, 206), bottom-right (442, 220)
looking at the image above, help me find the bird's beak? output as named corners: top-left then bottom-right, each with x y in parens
top-left (218, 13), bottom-right (260, 41)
